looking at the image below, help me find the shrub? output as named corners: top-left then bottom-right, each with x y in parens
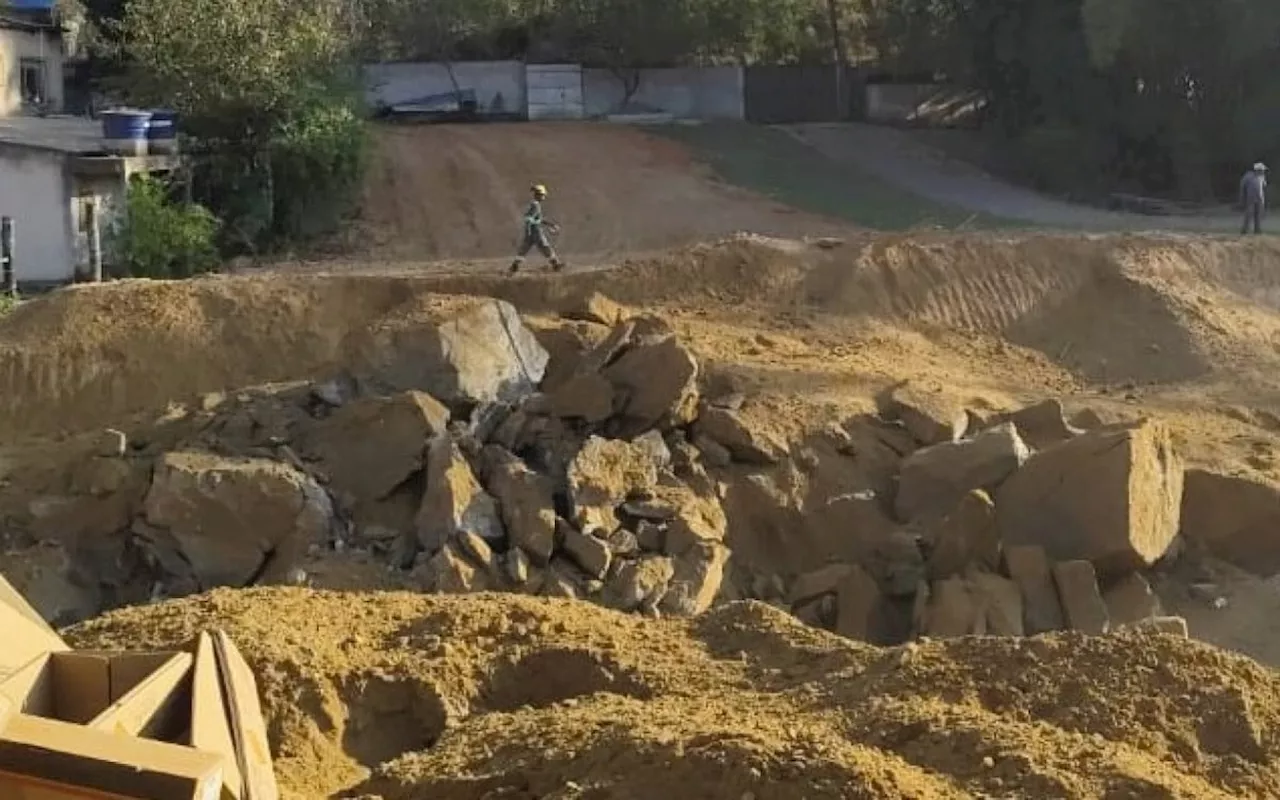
top-left (110, 175), bottom-right (220, 279)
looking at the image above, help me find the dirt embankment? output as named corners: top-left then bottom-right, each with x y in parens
top-left (356, 123), bottom-right (848, 262)
top-left (66, 588), bottom-right (1280, 800)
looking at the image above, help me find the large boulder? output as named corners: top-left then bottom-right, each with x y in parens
top-left (924, 489), bottom-right (1000, 579)
top-left (601, 334), bottom-right (699, 436)
top-left (1051, 560), bottom-right (1110, 634)
top-left (566, 436), bottom-right (659, 534)
top-left (358, 297), bottom-right (549, 411)
top-left (996, 420), bottom-right (1184, 576)
top-left (989, 399), bottom-right (1082, 451)
top-left (604, 555), bottom-right (675, 612)
top-left (1003, 544), bottom-right (1064, 634)
top-left (484, 448), bottom-right (557, 564)
top-left (693, 405), bottom-right (787, 465)
top-left (896, 423), bottom-right (1028, 522)
top-left (142, 451), bottom-right (335, 589)
top-left (1179, 469), bottom-right (1280, 576)
top-left (416, 434), bottom-right (504, 553)
top-left (304, 391), bottom-right (450, 511)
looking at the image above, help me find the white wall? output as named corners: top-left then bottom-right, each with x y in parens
top-left (582, 67), bottom-right (743, 120)
top-left (0, 27), bottom-right (65, 116)
top-left (525, 64), bottom-right (584, 120)
top-left (0, 146), bottom-right (73, 283)
top-left (363, 61), bottom-right (525, 115)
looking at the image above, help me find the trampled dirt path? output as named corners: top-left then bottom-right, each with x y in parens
top-left (786, 123), bottom-right (1250, 233)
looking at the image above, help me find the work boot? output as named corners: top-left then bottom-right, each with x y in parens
top-left (551, 258), bottom-right (565, 272)
top-left (508, 259), bottom-right (521, 275)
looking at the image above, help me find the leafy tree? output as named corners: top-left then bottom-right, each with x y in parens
top-left (110, 176), bottom-right (219, 279)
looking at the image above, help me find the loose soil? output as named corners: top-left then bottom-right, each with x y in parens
top-left (66, 588), bottom-right (1280, 799)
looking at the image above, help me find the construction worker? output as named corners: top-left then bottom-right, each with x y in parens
top-left (1240, 162), bottom-right (1267, 235)
top-left (509, 183), bottom-right (564, 274)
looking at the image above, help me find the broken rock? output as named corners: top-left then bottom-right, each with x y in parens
top-left (546, 371), bottom-right (615, 423)
top-left (602, 334), bottom-right (699, 436)
top-left (1003, 545), bottom-right (1064, 634)
top-left (924, 489), bottom-right (1000, 580)
top-left (880, 383), bottom-right (970, 446)
top-left (787, 563), bottom-right (854, 607)
top-left (991, 399), bottom-right (1082, 451)
top-left (1052, 560), bottom-right (1111, 634)
top-left (1125, 616), bottom-right (1189, 637)
top-left (359, 297), bottom-right (550, 411)
top-left (1179, 468), bottom-right (1280, 577)
top-left (567, 436), bottom-right (659, 534)
top-left (560, 522), bottom-right (613, 580)
top-left (970, 572), bottom-right (1024, 636)
top-left (143, 451), bottom-right (335, 589)
top-left (561, 291), bottom-right (629, 327)
top-left (923, 577), bottom-right (980, 637)
top-left (604, 555), bottom-right (675, 612)
top-left (895, 422), bottom-right (1029, 522)
top-left (422, 541), bottom-right (494, 594)
top-left (660, 541), bottom-right (730, 616)
top-left (833, 564), bottom-right (883, 642)
top-left (304, 390), bottom-right (450, 509)
top-left (693, 405), bottom-right (787, 465)
top-left (416, 435), bottom-right (504, 553)
top-left (997, 420), bottom-right (1184, 575)
top-left (1102, 573), bottom-right (1162, 627)
top-left (484, 449), bottom-right (557, 564)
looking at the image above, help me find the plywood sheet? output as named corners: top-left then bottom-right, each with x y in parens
top-left (212, 632), bottom-right (277, 800)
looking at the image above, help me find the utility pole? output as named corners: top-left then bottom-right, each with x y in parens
top-left (86, 198), bottom-right (103, 282)
top-left (1, 216), bottom-right (15, 296)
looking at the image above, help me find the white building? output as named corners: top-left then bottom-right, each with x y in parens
top-left (0, 116), bottom-right (178, 285)
top-left (0, 6), bottom-right (63, 116)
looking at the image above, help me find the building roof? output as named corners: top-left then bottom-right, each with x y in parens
top-left (0, 7), bottom-right (58, 33)
top-left (0, 115), bottom-right (108, 156)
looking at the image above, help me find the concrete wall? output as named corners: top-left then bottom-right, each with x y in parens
top-left (526, 64), bottom-right (584, 120)
top-left (0, 26), bottom-right (65, 116)
top-left (0, 146), bottom-right (73, 283)
top-left (582, 67), bottom-right (743, 120)
top-left (864, 83), bottom-right (984, 127)
top-left (363, 61), bottom-right (525, 116)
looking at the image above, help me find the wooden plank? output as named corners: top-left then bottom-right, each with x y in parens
top-left (191, 634), bottom-right (241, 799)
top-left (107, 654), bottom-right (176, 702)
top-left (0, 601), bottom-right (68, 681)
top-left (0, 713), bottom-right (224, 800)
top-left (88, 653), bottom-right (193, 739)
top-left (50, 655), bottom-right (112, 724)
top-left (0, 769), bottom-right (142, 799)
top-left (212, 632), bottom-right (278, 800)
top-left (0, 654), bottom-right (54, 717)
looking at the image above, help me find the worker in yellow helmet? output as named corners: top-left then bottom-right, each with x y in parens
top-left (509, 183), bottom-right (564, 274)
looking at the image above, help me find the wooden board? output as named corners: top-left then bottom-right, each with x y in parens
top-left (88, 653), bottom-right (192, 739)
top-left (0, 601), bottom-right (68, 682)
top-left (0, 769), bottom-right (143, 799)
top-left (212, 632), bottom-right (278, 800)
top-left (0, 713), bottom-right (224, 800)
top-left (190, 633), bottom-right (241, 799)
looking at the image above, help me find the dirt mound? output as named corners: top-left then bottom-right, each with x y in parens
top-left (356, 123), bottom-right (848, 261)
top-left (65, 588), bottom-right (1280, 799)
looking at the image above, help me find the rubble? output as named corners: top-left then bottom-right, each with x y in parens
top-left (693, 405), bottom-right (787, 464)
top-left (1179, 468), bottom-right (1280, 576)
top-left (416, 435), bottom-right (503, 553)
top-left (660, 541), bottom-right (730, 615)
top-left (1004, 545), bottom-right (1065, 634)
top-left (989, 399), bottom-right (1082, 451)
top-left (1052, 560), bottom-right (1111, 634)
top-left (484, 449), bottom-right (558, 564)
top-left (560, 523), bottom-right (613, 580)
top-left (997, 420), bottom-right (1184, 575)
top-left (141, 451), bottom-right (334, 589)
top-left (923, 489), bottom-right (999, 579)
top-left (1102, 573), bottom-right (1162, 626)
top-left (602, 333), bottom-right (699, 436)
top-left (832, 564), bottom-right (883, 642)
top-left (604, 555), bottom-right (675, 612)
top-left (895, 422), bottom-right (1029, 522)
top-left (566, 436), bottom-right (659, 534)
top-left (879, 383), bottom-right (970, 445)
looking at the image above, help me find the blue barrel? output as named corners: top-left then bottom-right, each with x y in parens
top-left (100, 109), bottom-right (152, 140)
top-left (146, 109), bottom-right (178, 153)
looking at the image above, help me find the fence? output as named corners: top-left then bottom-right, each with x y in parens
top-left (362, 60), bottom-right (967, 126)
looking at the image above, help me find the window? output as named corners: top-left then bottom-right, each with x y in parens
top-left (19, 58), bottom-right (45, 105)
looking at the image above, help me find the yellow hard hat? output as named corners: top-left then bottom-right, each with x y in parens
top-left (531, 184), bottom-right (547, 197)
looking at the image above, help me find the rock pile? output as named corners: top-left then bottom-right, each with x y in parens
top-left (18, 294), bottom-right (760, 621)
top-left (785, 387), bottom-right (1191, 644)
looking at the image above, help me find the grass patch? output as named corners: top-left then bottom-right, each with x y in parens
top-left (655, 122), bottom-right (1022, 231)
top-left (0, 292), bottom-right (18, 317)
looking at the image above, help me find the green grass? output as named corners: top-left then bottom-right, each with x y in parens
top-left (654, 123), bottom-right (1023, 231)
top-left (0, 292), bottom-right (18, 317)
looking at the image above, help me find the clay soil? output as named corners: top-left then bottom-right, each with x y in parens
top-left (66, 588), bottom-right (1280, 799)
top-left (3, 122), bottom-right (1280, 798)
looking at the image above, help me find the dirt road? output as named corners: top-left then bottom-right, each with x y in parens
top-left (787, 123), bottom-right (1249, 233)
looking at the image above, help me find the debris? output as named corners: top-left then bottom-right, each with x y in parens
top-left (694, 405), bottom-right (787, 465)
top-left (1179, 468), bottom-right (1280, 577)
top-left (924, 489), bottom-right (1000, 579)
top-left (484, 448), bottom-right (557, 564)
top-left (603, 555), bottom-right (674, 612)
top-left (1052, 560), bottom-right (1111, 634)
top-left (1003, 545), bottom-right (1065, 634)
top-left (561, 291), bottom-right (629, 327)
top-left (1102, 573), bottom-right (1162, 627)
top-left (692, 433), bottom-right (733, 468)
top-left (547, 371), bottom-right (615, 422)
top-left (788, 563), bottom-right (854, 607)
top-left (833, 564), bottom-right (883, 642)
top-left (990, 399), bottom-right (1082, 451)
top-left (880, 383), bottom-right (970, 446)
top-left (567, 436), bottom-right (659, 533)
top-left (560, 522), bottom-right (613, 580)
top-left (660, 541), bottom-right (730, 615)
top-left (922, 577), bottom-right (979, 637)
top-left (895, 422), bottom-right (1029, 522)
top-left (602, 334), bottom-right (699, 435)
top-left (142, 451), bottom-right (335, 590)
top-left (416, 435), bottom-right (504, 553)
top-left (971, 572), bottom-right (1024, 636)
top-left (423, 541), bottom-right (494, 593)
top-left (997, 420), bottom-right (1184, 575)
top-left (93, 428), bottom-right (128, 458)
top-left (1125, 616), bottom-right (1189, 637)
